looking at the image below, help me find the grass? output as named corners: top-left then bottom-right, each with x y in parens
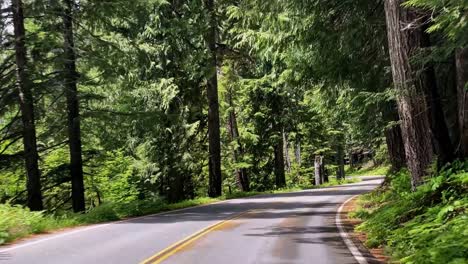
top-left (350, 161), bottom-right (468, 264)
top-left (0, 177), bottom-right (360, 245)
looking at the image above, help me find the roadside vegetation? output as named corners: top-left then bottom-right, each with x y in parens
top-left (351, 161), bottom-right (468, 264)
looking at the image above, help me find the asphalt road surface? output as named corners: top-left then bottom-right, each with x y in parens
top-left (0, 177), bottom-right (383, 264)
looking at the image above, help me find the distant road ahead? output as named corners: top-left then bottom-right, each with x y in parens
top-left (0, 177), bottom-right (383, 264)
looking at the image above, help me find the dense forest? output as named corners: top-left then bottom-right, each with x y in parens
top-left (0, 0), bottom-right (467, 254)
top-left (0, 0), bottom-right (467, 262)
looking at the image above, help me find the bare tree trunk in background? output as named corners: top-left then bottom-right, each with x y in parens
top-left (227, 89), bottom-right (250, 192)
top-left (456, 48), bottom-right (468, 158)
top-left (204, 0), bottom-right (222, 197)
top-left (322, 157), bottom-right (328, 183)
top-left (63, 0), bottom-right (85, 213)
top-left (12, 0), bottom-right (43, 211)
top-left (348, 151), bottom-right (354, 169)
top-left (294, 138), bottom-right (301, 166)
top-left (274, 138), bottom-right (286, 188)
top-left (384, 0), bottom-right (434, 189)
top-left (283, 130), bottom-right (291, 173)
top-left (336, 145), bottom-right (345, 180)
top-left (314, 155), bottom-right (322, 186)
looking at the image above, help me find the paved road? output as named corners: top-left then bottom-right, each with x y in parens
top-left (0, 177), bottom-right (383, 264)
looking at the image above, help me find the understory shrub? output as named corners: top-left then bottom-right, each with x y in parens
top-left (353, 161), bottom-right (468, 264)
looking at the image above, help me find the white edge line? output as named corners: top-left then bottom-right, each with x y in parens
top-left (336, 195), bottom-right (369, 264)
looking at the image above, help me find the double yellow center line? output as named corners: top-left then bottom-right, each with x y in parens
top-left (141, 210), bottom-right (253, 264)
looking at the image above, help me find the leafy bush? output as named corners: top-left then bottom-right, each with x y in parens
top-left (354, 161), bottom-right (468, 263)
top-left (0, 204), bottom-right (77, 244)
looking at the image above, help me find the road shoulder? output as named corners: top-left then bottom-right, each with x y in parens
top-left (338, 196), bottom-right (388, 264)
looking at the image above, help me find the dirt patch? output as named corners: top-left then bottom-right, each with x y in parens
top-left (341, 197), bottom-right (389, 264)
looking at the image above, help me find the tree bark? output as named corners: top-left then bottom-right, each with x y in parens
top-left (336, 145), bottom-right (345, 180)
top-left (227, 90), bottom-right (250, 192)
top-left (204, 0), bottom-right (222, 197)
top-left (456, 48), bottom-right (468, 158)
top-left (322, 157), bottom-right (328, 183)
top-left (12, 0), bottom-right (43, 211)
top-left (385, 123), bottom-right (407, 173)
top-left (274, 139), bottom-right (286, 188)
top-left (314, 155), bottom-right (322, 186)
top-left (283, 130), bottom-right (291, 173)
top-left (294, 138), bottom-right (301, 166)
top-left (420, 28), bottom-right (454, 165)
top-left (384, 0), bottom-right (434, 189)
top-left (62, 0), bottom-right (85, 213)
top-left (383, 105), bottom-right (407, 172)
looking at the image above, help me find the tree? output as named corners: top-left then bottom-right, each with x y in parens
top-left (456, 48), bottom-right (468, 157)
top-left (62, 0), bottom-right (85, 212)
top-left (384, 0), bottom-right (434, 188)
top-left (204, 0), bottom-right (222, 197)
top-left (11, 0), bottom-right (43, 211)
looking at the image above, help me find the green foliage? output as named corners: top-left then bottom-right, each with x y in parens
top-left (0, 204), bottom-right (78, 244)
top-left (404, 0), bottom-right (468, 46)
top-left (353, 162), bottom-right (468, 263)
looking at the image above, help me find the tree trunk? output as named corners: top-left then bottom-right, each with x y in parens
top-left (336, 145), bottom-right (345, 180)
top-left (12, 0), bottom-right (43, 211)
top-left (314, 155), bottom-right (322, 186)
top-left (385, 123), bottom-right (407, 173)
top-left (227, 90), bottom-right (250, 192)
top-left (204, 0), bottom-right (222, 197)
top-left (283, 130), bottom-right (291, 173)
top-left (383, 104), bottom-right (407, 173)
top-left (62, 0), bottom-right (85, 213)
top-left (384, 0), bottom-right (434, 189)
top-left (456, 48), bottom-right (468, 158)
top-left (420, 28), bottom-right (454, 165)
top-left (294, 138), bottom-right (301, 166)
top-left (321, 157), bottom-right (328, 183)
top-left (274, 139), bottom-right (286, 188)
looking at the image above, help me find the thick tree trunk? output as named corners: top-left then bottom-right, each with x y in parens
top-left (204, 0), bottom-right (222, 197)
top-left (385, 123), bottom-right (407, 173)
top-left (12, 0), bottom-right (43, 211)
top-left (383, 105), bottom-right (407, 172)
top-left (384, 0), bottom-right (434, 189)
top-left (456, 48), bottom-right (468, 158)
top-left (62, 0), bottom-right (85, 213)
top-left (227, 92), bottom-right (250, 192)
top-left (314, 155), bottom-right (322, 186)
top-left (420, 29), bottom-right (454, 165)
top-left (274, 138), bottom-right (286, 188)
top-left (336, 145), bottom-right (345, 180)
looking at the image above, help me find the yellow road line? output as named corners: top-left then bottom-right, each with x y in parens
top-left (140, 210), bottom-right (253, 264)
